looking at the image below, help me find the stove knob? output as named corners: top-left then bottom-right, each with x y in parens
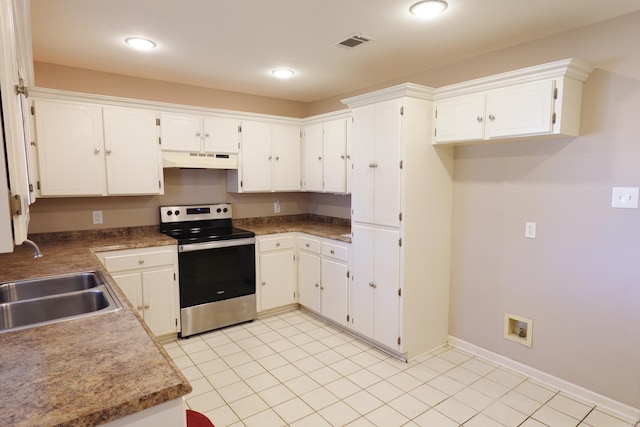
top-left (174, 210), bottom-right (180, 216)
top-left (166, 210), bottom-right (173, 216)
top-left (216, 208), bottom-right (222, 213)
top-left (223, 208), bottom-right (228, 213)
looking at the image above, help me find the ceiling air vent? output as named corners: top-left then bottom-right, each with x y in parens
top-left (334, 33), bottom-right (373, 49)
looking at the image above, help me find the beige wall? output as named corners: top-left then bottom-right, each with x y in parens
top-left (29, 11), bottom-right (640, 409)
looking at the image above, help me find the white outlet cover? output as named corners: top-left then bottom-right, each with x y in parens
top-left (612, 187), bottom-right (639, 209)
top-left (524, 221), bottom-right (536, 239)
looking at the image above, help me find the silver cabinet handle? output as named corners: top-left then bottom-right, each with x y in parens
top-left (276, 242), bottom-right (280, 247)
top-left (139, 259), bottom-right (144, 265)
top-left (330, 249), bottom-right (335, 254)
top-left (268, 155), bottom-right (272, 160)
top-left (340, 155), bottom-right (345, 159)
top-left (368, 162), bottom-right (378, 168)
top-left (261, 281), bottom-right (266, 286)
top-left (195, 132), bottom-right (201, 137)
top-left (94, 148), bottom-right (100, 154)
top-left (320, 286), bottom-right (324, 290)
top-left (315, 283), bottom-right (319, 288)
top-left (305, 243), bottom-right (310, 247)
top-left (317, 156), bottom-right (322, 161)
top-left (488, 114), bottom-right (496, 121)
top-left (275, 156), bottom-right (280, 161)
top-left (137, 305), bottom-right (142, 310)
top-left (476, 116), bottom-right (483, 123)
top-left (144, 304), bottom-right (150, 310)
top-left (369, 282), bottom-right (377, 288)
top-left (106, 149), bottom-right (112, 155)
top-left (204, 133), bottom-right (210, 138)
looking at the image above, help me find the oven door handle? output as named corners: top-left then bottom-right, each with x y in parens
top-left (179, 237), bottom-right (256, 252)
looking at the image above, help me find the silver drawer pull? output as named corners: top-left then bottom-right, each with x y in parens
top-left (306, 243), bottom-right (310, 247)
top-left (276, 242), bottom-right (280, 247)
top-left (488, 114), bottom-right (496, 121)
top-left (139, 259), bottom-right (145, 265)
top-left (330, 249), bottom-right (335, 254)
top-left (476, 116), bottom-right (483, 123)
top-left (315, 283), bottom-right (319, 288)
top-left (144, 304), bottom-right (149, 310)
top-left (261, 281), bottom-right (266, 286)
top-left (369, 282), bottom-right (377, 288)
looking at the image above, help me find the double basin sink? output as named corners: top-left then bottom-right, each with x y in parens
top-left (0, 271), bottom-right (122, 333)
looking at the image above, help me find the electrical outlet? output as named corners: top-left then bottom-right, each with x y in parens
top-left (274, 200), bottom-right (280, 213)
top-left (525, 221), bottom-right (536, 239)
top-left (92, 210), bottom-right (103, 225)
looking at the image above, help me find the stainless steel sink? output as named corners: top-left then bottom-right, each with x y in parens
top-left (0, 271), bottom-right (101, 302)
top-left (0, 271), bottom-right (122, 334)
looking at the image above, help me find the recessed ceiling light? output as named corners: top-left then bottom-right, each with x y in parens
top-left (125, 37), bottom-right (157, 51)
top-left (410, 0), bottom-right (448, 18)
top-left (272, 68), bottom-right (295, 79)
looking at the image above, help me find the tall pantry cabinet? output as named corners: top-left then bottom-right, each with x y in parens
top-left (343, 84), bottom-right (453, 361)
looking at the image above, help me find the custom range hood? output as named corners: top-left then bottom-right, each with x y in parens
top-left (162, 151), bottom-right (238, 169)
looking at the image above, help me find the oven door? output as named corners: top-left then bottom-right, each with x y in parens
top-left (178, 237), bottom-right (256, 308)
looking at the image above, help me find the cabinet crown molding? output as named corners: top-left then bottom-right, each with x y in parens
top-left (341, 83), bottom-right (436, 109)
top-left (434, 58), bottom-right (594, 99)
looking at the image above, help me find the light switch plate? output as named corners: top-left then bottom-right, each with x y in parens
top-left (612, 187), bottom-right (639, 209)
top-left (92, 210), bottom-right (103, 225)
top-left (525, 222), bottom-right (536, 239)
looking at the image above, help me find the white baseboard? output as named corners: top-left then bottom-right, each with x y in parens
top-left (448, 335), bottom-right (640, 424)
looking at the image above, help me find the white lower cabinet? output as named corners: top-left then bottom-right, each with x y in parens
top-left (349, 224), bottom-right (400, 351)
top-left (297, 234), bottom-right (350, 326)
top-left (96, 246), bottom-right (179, 337)
top-left (256, 234), bottom-right (297, 312)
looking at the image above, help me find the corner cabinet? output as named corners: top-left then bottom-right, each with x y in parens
top-left (297, 234), bottom-right (350, 327)
top-left (301, 116), bottom-right (352, 194)
top-left (256, 233), bottom-right (297, 313)
top-left (96, 246), bottom-right (179, 338)
top-left (32, 99), bottom-right (164, 196)
top-left (227, 121), bottom-right (300, 192)
top-left (433, 58), bottom-right (594, 144)
top-left (343, 84), bottom-right (454, 361)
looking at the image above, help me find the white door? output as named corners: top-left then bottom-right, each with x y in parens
top-left (373, 99), bottom-right (402, 228)
top-left (103, 107), bottom-right (162, 195)
top-left (485, 80), bottom-right (555, 139)
top-left (297, 250), bottom-right (321, 312)
top-left (259, 251), bottom-right (296, 311)
top-left (240, 121), bottom-right (272, 192)
top-left (112, 272), bottom-right (143, 316)
top-left (159, 113), bottom-right (201, 152)
top-left (272, 124), bottom-right (301, 191)
top-left (349, 224), bottom-right (375, 337)
top-left (301, 124), bottom-right (323, 192)
top-left (321, 258), bottom-right (348, 326)
top-left (34, 100), bottom-right (106, 196)
top-left (372, 227), bottom-right (401, 350)
top-left (202, 117), bottom-right (239, 153)
top-left (351, 105), bottom-right (376, 224)
top-left (434, 93), bottom-right (486, 143)
top-left (143, 268), bottom-right (177, 336)
top-left (323, 118), bottom-right (348, 193)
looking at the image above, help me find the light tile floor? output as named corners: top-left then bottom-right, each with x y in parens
top-left (163, 309), bottom-right (635, 427)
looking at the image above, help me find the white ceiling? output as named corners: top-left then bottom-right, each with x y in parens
top-left (30, 0), bottom-right (640, 103)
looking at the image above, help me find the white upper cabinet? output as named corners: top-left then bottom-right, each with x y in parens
top-left (301, 123), bottom-right (323, 192)
top-left (33, 99), bottom-right (163, 197)
top-left (34, 99), bottom-right (107, 196)
top-left (433, 59), bottom-right (594, 145)
top-left (351, 99), bottom-right (402, 227)
top-left (228, 121), bottom-right (300, 192)
top-left (160, 112), bottom-right (239, 153)
top-left (301, 117), bottom-right (351, 194)
top-left (103, 107), bottom-right (163, 195)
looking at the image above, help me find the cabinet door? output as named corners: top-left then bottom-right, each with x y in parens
top-left (159, 113), bottom-right (201, 152)
top-left (142, 267), bottom-right (178, 336)
top-left (301, 124), bottom-right (323, 192)
top-left (202, 117), bottom-right (239, 153)
top-left (372, 227), bottom-right (401, 350)
top-left (112, 272), bottom-right (143, 315)
top-left (434, 94), bottom-right (486, 143)
top-left (297, 250), bottom-right (321, 312)
top-left (259, 250), bottom-right (296, 311)
top-left (34, 100), bottom-right (106, 196)
top-left (351, 105), bottom-right (376, 224)
top-left (373, 99), bottom-right (402, 228)
top-left (103, 107), bottom-right (162, 195)
top-left (485, 80), bottom-right (555, 139)
top-left (272, 124), bottom-right (301, 191)
top-left (321, 258), bottom-right (348, 326)
top-left (323, 118), bottom-right (348, 193)
top-left (239, 121), bottom-right (272, 191)
top-left (349, 224), bottom-right (375, 338)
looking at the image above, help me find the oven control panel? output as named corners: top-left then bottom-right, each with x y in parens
top-left (160, 203), bottom-right (232, 223)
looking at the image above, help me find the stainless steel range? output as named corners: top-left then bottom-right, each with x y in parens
top-left (160, 203), bottom-right (256, 337)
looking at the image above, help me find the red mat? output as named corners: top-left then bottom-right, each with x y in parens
top-left (186, 409), bottom-right (214, 427)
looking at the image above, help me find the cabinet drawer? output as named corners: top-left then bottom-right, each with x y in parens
top-left (102, 248), bottom-right (175, 272)
top-left (322, 242), bottom-right (349, 262)
top-left (259, 235), bottom-right (295, 252)
top-left (298, 236), bottom-right (321, 253)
